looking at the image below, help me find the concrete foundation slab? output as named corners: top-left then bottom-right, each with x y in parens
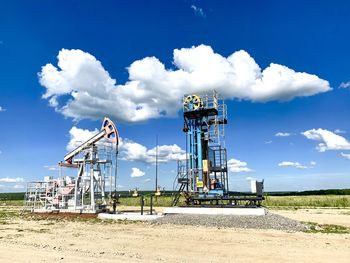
top-left (98, 212), bottom-right (164, 221)
top-left (31, 208), bottom-right (100, 214)
top-left (163, 207), bottom-right (266, 216)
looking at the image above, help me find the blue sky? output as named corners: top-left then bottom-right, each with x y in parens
top-left (1, 0), bottom-right (350, 192)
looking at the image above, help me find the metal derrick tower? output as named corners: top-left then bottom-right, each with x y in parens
top-left (180, 91), bottom-right (229, 199)
top-left (172, 91), bottom-right (265, 207)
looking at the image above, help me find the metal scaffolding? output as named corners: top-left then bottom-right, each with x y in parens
top-left (172, 91), bottom-right (264, 207)
top-left (172, 91), bottom-right (229, 205)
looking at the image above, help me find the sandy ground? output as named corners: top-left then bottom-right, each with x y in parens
top-left (0, 208), bottom-right (350, 263)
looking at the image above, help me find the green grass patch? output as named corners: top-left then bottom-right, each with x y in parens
top-left (120, 194), bottom-right (350, 208)
top-left (1, 192), bottom-right (350, 210)
top-left (263, 195), bottom-right (350, 208)
top-left (113, 194), bottom-right (350, 208)
top-left (118, 195), bottom-right (183, 207)
top-left (0, 200), bottom-right (24, 207)
top-left (0, 210), bottom-right (18, 219)
top-left (22, 213), bottom-right (143, 225)
top-left (305, 222), bottom-right (350, 234)
top-left (0, 207), bottom-right (20, 225)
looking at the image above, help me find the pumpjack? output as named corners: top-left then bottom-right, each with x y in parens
top-left (24, 117), bottom-right (119, 213)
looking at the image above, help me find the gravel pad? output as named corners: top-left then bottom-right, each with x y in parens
top-left (153, 212), bottom-right (308, 232)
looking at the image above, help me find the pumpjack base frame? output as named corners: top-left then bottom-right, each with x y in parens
top-left (29, 207), bottom-right (107, 214)
top-left (24, 206), bottom-right (108, 215)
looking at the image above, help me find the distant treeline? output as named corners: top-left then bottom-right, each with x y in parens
top-left (0, 192), bottom-right (25, 201)
top-left (1, 188), bottom-right (350, 201)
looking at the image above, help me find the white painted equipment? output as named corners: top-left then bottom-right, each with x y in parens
top-left (24, 117), bottom-right (119, 213)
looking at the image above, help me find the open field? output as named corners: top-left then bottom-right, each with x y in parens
top-left (264, 195), bottom-right (350, 207)
top-left (120, 194), bottom-right (350, 208)
top-left (78, 194), bottom-right (349, 208)
top-left (1, 199), bottom-right (350, 262)
top-left (3, 192), bottom-right (350, 208)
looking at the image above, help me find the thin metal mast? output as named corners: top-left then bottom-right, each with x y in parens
top-left (155, 134), bottom-right (158, 191)
top-left (114, 144), bottom-right (118, 193)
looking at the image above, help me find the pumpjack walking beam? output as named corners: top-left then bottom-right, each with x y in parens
top-left (61, 117), bottom-right (119, 212)
top-left (63, 117), bottom-right (119, 164)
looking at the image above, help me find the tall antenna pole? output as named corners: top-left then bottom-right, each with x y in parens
top-left (114, 144), bottom-right (118, 193)
top-left (155, 134), bottom-right (158, 192)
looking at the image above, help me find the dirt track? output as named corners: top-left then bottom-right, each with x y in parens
top-left (0, 208), bottom-right (350, 262)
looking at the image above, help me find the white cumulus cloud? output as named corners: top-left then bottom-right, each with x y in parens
top-left (0, 106), bottom-right (6, 112)
top-left (118, 138), bottom-right (186, 164)
top-left (0, 177), bottom-right (24, 183)
top-left (275, 132), bottom-right (291, 137)
top-left (302, 128), bottom-right (350, 152)
top-left (278, 161), bottom-right (307, 169)
top-left (66, 126), bottom-right (99, 151)
top-left (131, 167), bottom-right (145, 178)
top-left (278, 161), bottom-right (315, 169)
top-left (39, 45), bottom-right (331, 123)
top-left (44, 165), bottom-right (59, 171)
top-left (227, 158), bottom-right (252, 173)
top-left (66, 127), bottom-right (186, 164)
top-left (340, 152), bottom-right (350, 160)
top-left (339, 81), bottom-right (350, 89)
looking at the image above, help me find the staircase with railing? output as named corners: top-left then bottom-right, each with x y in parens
top-left (172, 160), bottom-right (188, 206)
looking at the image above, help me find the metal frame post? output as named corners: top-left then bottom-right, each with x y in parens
top-left (140, 196), bottom-right (144, 215)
